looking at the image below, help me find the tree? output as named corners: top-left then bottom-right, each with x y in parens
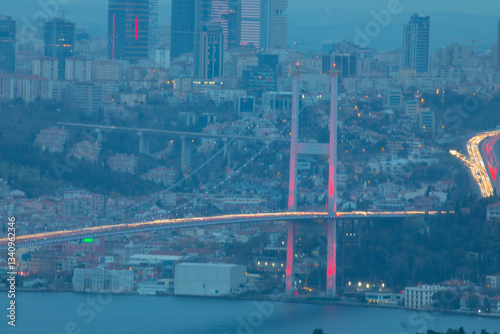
top-left (483, 296), bottom-right (491, 313)
top-left (466, 294), bottom-right (480, 311)
top-left (432, 290), bottom-right (459, 310)
top-left (312, 329), bottom-right (325, 334)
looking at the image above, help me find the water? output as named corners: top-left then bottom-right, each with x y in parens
top-left (1, 292), bottom-right (499, 334)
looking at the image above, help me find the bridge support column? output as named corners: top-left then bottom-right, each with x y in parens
top-left (341, 220), bottom-right (345, 288)
top-left (95, 128), bottom-right (103, 142)
top-left (326, 218), bottom-right (337, 297)
top-left (358, 220), bottom-right (361, 249)
top-left (138, 131), bottom-right (150, 155)
top-left (223, 138), bottom-right (233, 165)
top-left (181, 135), bottom-right (192, 171)
top-left (286, 221), bottom-right (295, 295)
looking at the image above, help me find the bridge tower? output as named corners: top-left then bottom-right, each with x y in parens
top-left (286, 73), bottom-right (338, 297)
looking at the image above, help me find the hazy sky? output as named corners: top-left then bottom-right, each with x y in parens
top-left (3, 0), bottom-right (500, 50)
top-left (292, 0), bottom-right (500, 16)
top-left (7, 0), bottom-right (500, 16)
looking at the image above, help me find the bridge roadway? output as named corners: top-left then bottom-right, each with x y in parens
top-left (58, 122), bottom-right (290, 142)
top-left (0, 211), bottom-right (450, 250)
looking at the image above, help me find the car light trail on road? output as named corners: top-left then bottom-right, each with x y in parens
top-left (450, 130), bottom-right (500, 198)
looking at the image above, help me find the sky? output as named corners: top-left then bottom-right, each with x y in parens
top-left (291, 0), bottom-right (500, 16)
top-left (3, 0), bottom-right (500, 51)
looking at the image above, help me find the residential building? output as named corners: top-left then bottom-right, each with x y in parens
top-left (70, 141), bottom-right (101, 162)
top-left (65, 57), bottom-right (92, 81)
top-left (418, 108), bottom-right (435, 132)
top-left (487, 203), bottom-right (500, 221)
top-left (35, 127), bottom-right (69, 153)
top-left (67, 82), bottom-right (103, 115)
top-left (92, 60), bottom-right (123, 81)
top-left (386, 89), bottom-right (402, 109)
top-left (404, 284), bottom-right (445, 309)
top-left (486, 274), bottom-right (500, 289)
top-left (140, 166), bottom-right (178, 186)
top-left (33, 58), bottom-right (59, 80)
top-left (107, 154), bottom-right (138, 174)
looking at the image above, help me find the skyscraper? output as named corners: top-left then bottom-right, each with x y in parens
top-left (194, 23), bottom-right (224, 79)
top-left (211, 0), bottom-right (241, 49)
top-left (240, 0), bottom-right (260, 48)
top-left (172, 0), bottom-right (237, 58)
top-left (227, 0), bottom-right (242, 49)
top-left (0, 16), bottom-right (16, 74)
top-left (171, 0), bottom-right (196, 59)
top-left (402, 13), bottom-right (430, 73)
top-left (149, 0), bottom-right (159, 48)
top-left (108, 0), bottom-right (151, 62)
top-left (195, 0), bottom-right (213, 30)
top-left (44, 18), bottom-right (75, 79)
top-left (260, 0), bottom-right (288, 50)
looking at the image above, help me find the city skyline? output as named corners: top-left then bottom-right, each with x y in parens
top-left (2, 1), bottom-right (500, 51)
top-left (2, 1), bottom-right (500, 333)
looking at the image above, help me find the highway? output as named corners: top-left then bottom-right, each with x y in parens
top-left (481, 134), bottom-right (500, 195)
top-left (58, 122), bottom-right (290, 142)
top-left (450, 130), bottom-right (500, 198)
top-left (0, 211), bottom-right (451, 250)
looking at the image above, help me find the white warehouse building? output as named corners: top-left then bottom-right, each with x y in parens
top-left (174, 263), bottom-right (246, 296)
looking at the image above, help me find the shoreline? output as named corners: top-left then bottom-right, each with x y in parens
top-left (3, 288), bottom-right (499, 319)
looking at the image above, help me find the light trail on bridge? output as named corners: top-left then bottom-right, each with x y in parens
top-left (0, 211), bottom-right (451, 249)
top-left (450, 129), bottom-right (500, 198)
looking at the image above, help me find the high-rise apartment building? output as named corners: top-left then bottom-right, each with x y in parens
top-left (44, 18), bottom-right (75, 79)
top-left (402, 13), bottom-right (430, 73)
top-left (194, 23), bottom-right (224, 79)
top-left (0, 16), bottom-right (16, 74)
top-left (260, 0), bottom-right (288, 50)
top-left (108, 0), bottom-right (152, 61)
top-left (33, 58), bottom-right (59, 80)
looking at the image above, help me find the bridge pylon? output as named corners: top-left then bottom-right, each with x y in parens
top-left (286, 72), bottom-right (338, 297)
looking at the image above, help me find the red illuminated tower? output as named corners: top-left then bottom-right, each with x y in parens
top-left (286, 73), bottom-right (338, 297)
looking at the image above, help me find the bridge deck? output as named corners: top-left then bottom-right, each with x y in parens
top-left (0, 211), bottom-right (450, 250)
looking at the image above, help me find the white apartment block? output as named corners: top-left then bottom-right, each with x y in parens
top-left (65, 58), bottom-right (92, 81)
top-left (404, 285), bottom-right (446, 309)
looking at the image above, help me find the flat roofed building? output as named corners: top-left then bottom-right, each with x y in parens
top-left (174, 262), bottom-right (246, 296)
